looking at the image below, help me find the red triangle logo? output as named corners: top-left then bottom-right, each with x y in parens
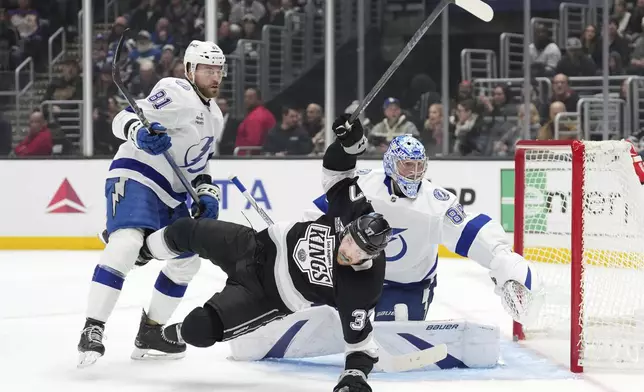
top-left (46, 178), bottom-right (86, 213)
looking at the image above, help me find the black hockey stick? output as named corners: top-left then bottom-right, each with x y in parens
top-left (347, 0), bottom-right (493, 124)
top-left (112, 29), bottom-right (200, 204)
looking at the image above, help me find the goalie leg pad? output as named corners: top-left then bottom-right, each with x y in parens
top-left (374, 319), bottom-right (500, 369)
top-left (375, 278), bottom-right (437, 321)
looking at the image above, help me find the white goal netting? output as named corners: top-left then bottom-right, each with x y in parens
top-left (517, 140), bottom-right (644, 368)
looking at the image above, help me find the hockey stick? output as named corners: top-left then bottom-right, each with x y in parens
top-left (112, 29), bottom-right (200, 203)
top-left (376, 343), bottom-right (448, 373)
top-left (347, 0), bottom-right (493, 124)
top-left (229, 175), bottom-right (274, 225)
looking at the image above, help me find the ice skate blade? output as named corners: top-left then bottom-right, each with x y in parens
top-left (130, 347), bottom-right (186, 361)
top-left (77, 351), bottom-right (102, 368)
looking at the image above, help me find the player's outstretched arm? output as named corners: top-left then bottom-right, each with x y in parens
top-left (321, 115), bottom-right (368, 193)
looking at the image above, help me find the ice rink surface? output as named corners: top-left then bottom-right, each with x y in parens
top-left (1, 251), bottom-right (642, 392)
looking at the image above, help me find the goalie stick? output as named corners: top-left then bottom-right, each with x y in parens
top-left (229, 175), bottom-right (448, 372)
top-left (111, 29), bottom-right (201, 205)
top-left (347, 0), bottom-right (494, 124)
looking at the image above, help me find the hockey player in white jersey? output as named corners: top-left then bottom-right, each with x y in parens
top-left (228, 115), bottom-right (540, 367)
top-left (77, 40), bottom-right (226, 367)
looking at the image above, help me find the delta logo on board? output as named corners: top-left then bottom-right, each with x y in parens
top-left (46, 178), bottom-right (87, 213)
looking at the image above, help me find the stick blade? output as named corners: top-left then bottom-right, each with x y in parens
top-left (377, 343), bottom-right (448, 373)
top-left (454, 0), bottom-right (494, 22)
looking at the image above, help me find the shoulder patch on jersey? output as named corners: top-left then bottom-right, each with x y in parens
top-left (446, 204), bottom-right (466, 225)
top-left (356, 168), bottom-right (372, 175)
top-left (175, 79), bottom-right (191, 91)
top-left (433, 188), bottom-right (450, 201)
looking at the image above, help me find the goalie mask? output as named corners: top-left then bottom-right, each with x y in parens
top-left (338, 213), bottom-right (392, 266)
top-left (383, 135), bottom-right (428, 198)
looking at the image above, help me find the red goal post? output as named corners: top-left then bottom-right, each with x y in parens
top-left (513, 140), bottom-right (644, 373)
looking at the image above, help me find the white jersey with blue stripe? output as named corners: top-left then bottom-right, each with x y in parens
top-left (316, 168), bottom-right (512, 285)
top-left (109, 77), bottom-right (224, 208)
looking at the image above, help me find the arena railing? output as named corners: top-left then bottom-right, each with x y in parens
top-left (554, 111), bottom-right (581, 140)
top-left (471, 77), bottom-right (553, 105)
top-left (48, 27), bottom-right (67, 82)
top-left (460, 49), bottom-right (497, 82)
top-left (576, 97), bottom-right (629, 140)
top-left (627, 76), bottom-right (644, 135)
top-left (40, 100), bottom-right (84, 149)
top-left (559, 2), bottom-right (607, 45)
top-left (0, 57), bottom-right (34, 130)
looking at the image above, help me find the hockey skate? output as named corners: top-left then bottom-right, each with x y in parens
top-left (77, 318), bottom-right (106, 368)
top-left (131, 310), bottom-right (186, 360)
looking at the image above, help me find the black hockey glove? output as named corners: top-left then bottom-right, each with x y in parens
top-left (333, 370), bottom-right (372, 392)
top-left (332, 114), bottom-right (366, 154)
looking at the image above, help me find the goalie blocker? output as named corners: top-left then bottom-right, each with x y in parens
top-left (229, 306), bottom-right (500, 369)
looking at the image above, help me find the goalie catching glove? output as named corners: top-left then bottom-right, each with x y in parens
top-left (489, 250), bottom-right (543, 325)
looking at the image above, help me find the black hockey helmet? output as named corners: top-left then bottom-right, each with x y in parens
top-left (346, 212), bottom-right (392, 257)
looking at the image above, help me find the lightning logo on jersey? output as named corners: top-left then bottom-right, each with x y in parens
top-left (111, 177), bottom-right (127, 217)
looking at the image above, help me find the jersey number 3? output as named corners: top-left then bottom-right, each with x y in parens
top-left (350, 309), bottom-right (367, 331)
top-left (349, 185), bottom-right (365, 202)
top-left (148, 90), bottom-right (172, 110)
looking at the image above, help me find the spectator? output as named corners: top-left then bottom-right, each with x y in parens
top-left (594, 18), bottom-right (630, 66)
top-left (610, 50), bottom-right (625, 74)
top-left (129, 0), bottom-right (163, 34)
top-left (165, 0), bottom-right (195, 46)
top-left (8, 0), bottom-right (43, 68)
top-left (13, 111), bottom-right (52, 157)
top-left (556, 37), bottom-right (597, 77)
top-left (0, 9), bottom-right (20, 71)
top-left (614, 0), bottom-right (632, 37)
top-left (93, 96), bottom-right (123, 156)
top-left (94, 63), bottom-right (119, 106)
top-left (303, 103), bottom-right (323, 138)
top-left (493, 103), bottom-right (540, 156)
top-left (0, 112), bottom-right (12, 155)
top-left (453, 99), bottom-right (485, 156)
top-left (241, 14), bottom-right (261, 40)
top-left (542, 74), bottom-right (580, 121)
top-left (538, 101), bottom-right (577, 140)
top-left (422, 103), bottom-right (444, 155)
top-left (218, 21), bottom-right (238, 54)
top-left (157, 44), bottom-right (176, 77)
top-left (171, 59), bottom-right (185, 78)
top-left (152, 17), bottom-right (174, 48)
top-left (628, 0), bottom-right (644, 37)
top-left (529, 23), bottom-right (561, 77)
top-left (581, 24), bottom-right (599, 58)
top-left (480, 84), bottom-right (516, 117)
top-left (230, 0), bottom-right (267, 25)
top-left (369, 97), bottom-right (419, 153)
top-left (263, 106), bottom-right (313, 155)
top-left (235, 88), bottom-right (276, 155)
top-left (93, 34), bottom-right (109, 77)
top-left (262, 0), bottom-right (286, 27)
top-left (452, 80), bottom-right (485, 115)
top-left (129, 31), bottom-right (162, 66)
top-left (43, 58), bottom-right (82, 103)
top-left (217, 97), bottom-right (241, 156)
top-left (406, 74), bottom-right (441, 129)
top-left (628, 35), bottom-right (644, 74)
top-left (129, 59), bottom-right (160, 99)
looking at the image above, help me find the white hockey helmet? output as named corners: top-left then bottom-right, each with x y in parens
top-left (183, 40), bottom-right (227, 80)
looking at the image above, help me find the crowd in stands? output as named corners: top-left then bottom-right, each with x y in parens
top-left (4, 0), bottom-right (644, 158)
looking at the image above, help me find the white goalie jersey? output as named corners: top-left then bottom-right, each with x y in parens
top-left (109, 77), bottom-right (224, 208)
top-left (316, 168), bottom-right (514, 284)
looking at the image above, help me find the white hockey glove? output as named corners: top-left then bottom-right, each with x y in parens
top-left (489, 250), bottom-right (544, 326)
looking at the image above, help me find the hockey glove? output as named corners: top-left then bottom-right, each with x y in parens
top-left (333, 370), bottom-right (372, 392)
top-left (191, 183), bottom-right (221, 220)
top-left (132, 122), bottom-right (171, 155)
top-left (332, 114), bottom-right (367, 155)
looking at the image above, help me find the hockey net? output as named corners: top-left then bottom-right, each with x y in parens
top-left (513, 140), bottom-right (644, 372)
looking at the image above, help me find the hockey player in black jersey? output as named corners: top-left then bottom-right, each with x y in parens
top-left (141, 115), bottom-right (391, 392)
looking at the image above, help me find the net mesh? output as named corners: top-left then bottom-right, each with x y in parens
top-left (519, 141), bottom-right (644, 368)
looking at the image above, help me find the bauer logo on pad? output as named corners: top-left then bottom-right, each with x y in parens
top-left (46, 178), bottom-right (86, 213)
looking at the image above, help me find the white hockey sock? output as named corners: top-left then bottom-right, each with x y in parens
top-left (147, 270), bottom-right (188, 324)
top-left (86, 264), bottom-right (126, 322)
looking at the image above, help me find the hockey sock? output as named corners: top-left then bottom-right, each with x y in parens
top-left (147, 270), bottom-right (188, 324)
top-left (86, 264), bottom-right (126, 322)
